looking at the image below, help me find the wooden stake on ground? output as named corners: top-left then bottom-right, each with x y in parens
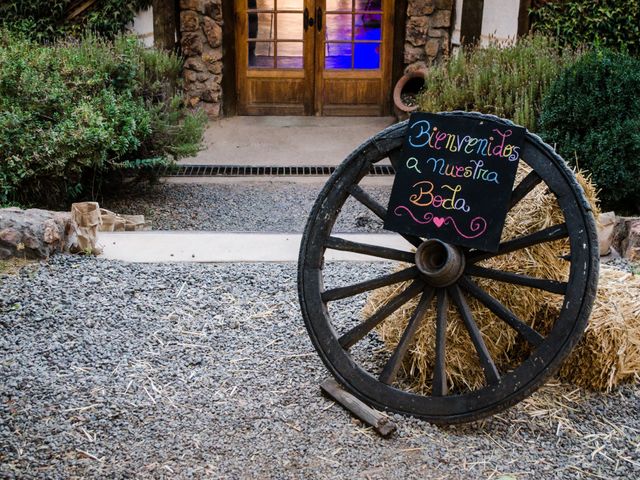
top-left (320, 378), bottom-right (397, 437)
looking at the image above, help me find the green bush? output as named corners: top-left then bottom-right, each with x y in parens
top-left (540, 50), bottom-right (640, 213)
top-left (531, 0), bottom-right (640, 56)
top-left (0, 32), bottom-right (206, 208)
top-left (417, 35), bottom-right (577, 131)
top-left (0, 1), bottom-right (151, 42)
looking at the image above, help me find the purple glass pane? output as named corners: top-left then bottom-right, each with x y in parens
top-left (327, 0), bottom-right (352, 11)
top-left (354, 42), bottom-right (380, 69)
top-left (355, 0), bottom-right (381, 11)
top-left (354, 13), bottom-right (381, 41)
top-left (325, 42), bottom-right (353, 69)
top-left (326, 14), bottom-right (352, 41)
top-left (249, 42), bottom-right (275, 68)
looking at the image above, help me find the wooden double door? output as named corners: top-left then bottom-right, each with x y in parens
top-left (235, 0), bottom-right (394, 115)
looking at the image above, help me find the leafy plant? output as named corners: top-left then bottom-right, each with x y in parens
top-left (0, 31), bottom-right (206, 208)
top-left (417, 35), bottom-right (577, 131)
top-left (531, 0), bottom-right (640, 56)
top-left (540, 49), bottom-right (640, 213)
top-left (0, 0), bottom-right (152, 42)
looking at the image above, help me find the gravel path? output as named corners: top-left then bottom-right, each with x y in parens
top-left (2, 257), bottom-right (639, 479)
top-left (103, 181), bottom-right (392, 233)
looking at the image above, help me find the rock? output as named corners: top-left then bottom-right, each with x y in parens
top-left (434, 0), bottom-right (453, 9)
top-left (598, 211), bottom-right (616, 256)
top-left (425, 38), bottom-right (440, 58)
top-left (204, 16), bottom-right (223, 48)
top-left (0, 208), bottom-right (77, 259)
top-left (406, 17), bottom-right (430, 46)
top-left (180, 0), bottom-right (205, 13)
top-left (204, 0), bottom-right (223, 21)
top-left (407, 1), bottom-right (435, 17)
top-left (621, 219), bottom-right (640, 261)
top-left (404, 44), bottom-right (426, 64)
top-left (184, 57), bottom-right (207, 72)
top-left (180, 10), bottom-right (200, 32)
top-left (181, 32), bottom-right (204, 57)
top-left (430, 9), bottom-right (451, 28)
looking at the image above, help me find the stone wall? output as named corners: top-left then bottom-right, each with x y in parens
top-left (180, 0), bottom-right (224, 118)
top-left (404, 0), bottom-right (453, 72)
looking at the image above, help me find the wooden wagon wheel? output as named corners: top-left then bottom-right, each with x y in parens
top-left (298, 112), bottom-right (599, 424)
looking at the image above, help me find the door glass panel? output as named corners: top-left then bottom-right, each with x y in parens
top-left (354, 13), bottom-right (381, 41)
top-left (326, 14), bottom-right (352, 41)
top-left (354, 42), bottom-right (380, 69)
top-left (277, 42), bottom-right (304, 68)
top-left (324, 0), bottom-right (383, 70)
top-left (249, 42), bottom-right (275, 67)
top-left (278, 0), bottom-right (303, 11)
top-left (355, 0), bottom-right (381, 11)
top-left (327, 0), bottom-right (352, 11)
top-left (248, 13), bottom-right (275, 40)
top-left (247, 0), bottom-right (304, 69)
top-left (248, 0), bottom-right (274, 10)
top-left (325, 42), bottom-right (352, 69)
top-left (277, 13), bottom-right (303, 39)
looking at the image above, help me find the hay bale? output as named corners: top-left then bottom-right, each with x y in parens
top-left (556, 268), bottom-right (640, 391)
top-left (364, 165), bottom-right (607, 393)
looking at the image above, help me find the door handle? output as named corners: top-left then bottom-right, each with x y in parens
top-left (316, 7), bottom-right (323, 31)
top-left (304, 8), bottom-right (314, 30)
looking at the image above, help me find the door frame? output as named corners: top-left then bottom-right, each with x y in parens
top-left (226, 0), bottom-right (407, 116)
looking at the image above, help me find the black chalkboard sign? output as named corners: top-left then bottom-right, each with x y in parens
top-left (384, 113), bottom-right (526, 252)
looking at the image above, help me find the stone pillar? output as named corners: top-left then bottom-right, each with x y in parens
top-left (180, 0), bottom-right (224, 118)
top-left (404, 0), bottom-right (453, 72)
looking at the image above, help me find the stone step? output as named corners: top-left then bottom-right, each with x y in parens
top-left (98, 231), bottom-right (412, 263)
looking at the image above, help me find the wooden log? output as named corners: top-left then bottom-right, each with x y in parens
top-left (320, 379), bottom-right (397, 437)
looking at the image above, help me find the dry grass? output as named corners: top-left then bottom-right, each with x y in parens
top-left (363, 166), bottom-right (639, 393)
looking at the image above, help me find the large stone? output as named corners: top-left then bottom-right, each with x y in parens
top-left (204, 16), bottom-right (223, 48)
top-left (201, 102), bottom-right (221, 117)
top-left (184, 57), bottom-right (208, 72)
top-left (404, 44), bottom-right (426, 63)
top-left (180, 10), bottom-right (200, 32)
top-left (405, 16), bottom-right (430, 46)
top-left (180, 0), bottom-right (205, 13)
top-left (430, 9), bottom-right (451, 28)
top-left (204, 0), bottom-right (223, 21)
top-left (202, 48), bottom-right (223, 68)
top-left (622, 219), bottom-right (640, 261)
top-left (425, 38), bottom-right (440, 58)
top-left (0, 208), bottom-right (76, 259)
top-left (407, 0), bottom-right (435, 16)
top-left (181, 32), bottom-right (204, 57)
top-left (434, 0), bottom-right (453, 9)
top-left (184, 69), bottom-right (199, 83)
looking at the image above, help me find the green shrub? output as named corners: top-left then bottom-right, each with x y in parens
top-left (0, 32), bottom-right (206, 208)
top-left (417, 35), bottom-right (577, 131)
top-left (0, 1), bottom-right (151, 42)
top-left (540, 50), bottom-right (640, 213)
top-left (531, 0), bottom-right (640, 56)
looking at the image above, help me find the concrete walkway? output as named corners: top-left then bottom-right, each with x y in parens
top-left (98, 232), bottom-right (411, 263)
top-left (183, 116), bottom-right (395, 166)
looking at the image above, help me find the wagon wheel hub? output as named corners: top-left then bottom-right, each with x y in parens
top-left (414, 239), bottom-right (465, 287)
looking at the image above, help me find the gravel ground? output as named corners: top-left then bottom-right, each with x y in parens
top-left (2, 257), bottom-right (639, 479)
top-left (103, 182), bottom-right (392, 233)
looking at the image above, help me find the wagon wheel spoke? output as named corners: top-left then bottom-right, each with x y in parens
top-left (459, 277), bottom-right (544, 347)
top-left (432, 289), bottom-right (448, 396)
top-left (466, 265), bottom-right (567, 295)
top-left (379, 287), bottom-right (435, 385)
top-left (468, 223), bottom-right (569, 263)
top-left (322, 266), bottom-right (420, 302)
top-left (509, 171), bottom-right (542, 210)
top-left (348, 184), bottom-right (423, 248)
top-left (339, 280), bottom-right (424, 349)
top-left (448, 285), bottom-right (501, 385)
top-left (325, 236), bottom-right (416, 263)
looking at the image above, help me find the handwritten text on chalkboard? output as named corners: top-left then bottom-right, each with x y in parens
top-left (384, 113), bottom-right (525, 251)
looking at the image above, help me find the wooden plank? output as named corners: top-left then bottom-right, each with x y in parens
top-left (320, 378), bottom-right (397, 437)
